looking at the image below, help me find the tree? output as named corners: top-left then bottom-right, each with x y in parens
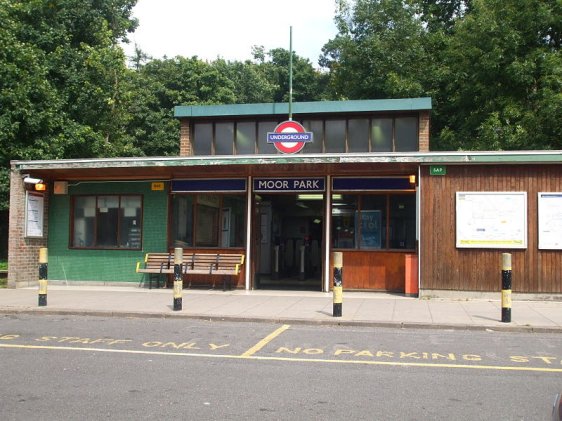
top-left (0, 0), bottom-right (139, 209)
top-left (320, 0), bottom-right (429, 99)
top-left (257, 48), bottom-right (329, 102)
top-left (435, 0), bottom-right (561, 150)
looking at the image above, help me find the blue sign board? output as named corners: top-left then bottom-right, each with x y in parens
top-left (253, 177), bottom-right (325, 193)
top-left (172, 179), bottom-right (247, 193)
top-left (333, 177), bottom-right (412, 191)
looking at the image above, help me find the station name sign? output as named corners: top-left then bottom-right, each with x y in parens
top-left (253, 177), bottom-right (325, 193)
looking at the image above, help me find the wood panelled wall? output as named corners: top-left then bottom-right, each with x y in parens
top-left (331, 251), bottom-right (407, 291)
top-left (420, 164), bottom-right (562, 293)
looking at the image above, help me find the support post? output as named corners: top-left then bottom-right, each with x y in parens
top-left (173, 248), bottom-right (183, 311)
top-left (333, 252), bottom-right (343, 317)
top-left (299, 245), bottom-right (306, 281)
top-left (273, 245), bottom-right (280, 280)
top-left (501, 253), bottom-right (512, 323)
top-left (38, 248), bottom-right (48, 307)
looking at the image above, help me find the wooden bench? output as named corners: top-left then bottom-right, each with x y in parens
top-left (136, 252), bottom-right (245, 290)
top-left (135, 253), bottom-right (173, 289)
top-left (181, 253), bottom-right (245, 291)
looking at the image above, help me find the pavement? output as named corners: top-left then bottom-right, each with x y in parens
top-left (0, 286), bottom-right (561, 332)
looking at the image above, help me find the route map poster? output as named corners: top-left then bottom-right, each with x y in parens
top-left (456, 192), bottom-right (527, 249)
top-left (538, 192), bottom-right (562, 250)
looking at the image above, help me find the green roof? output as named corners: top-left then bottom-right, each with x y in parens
top-left (174, 98), bottom-right (432, 118)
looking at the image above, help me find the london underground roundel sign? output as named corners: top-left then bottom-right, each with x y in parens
top-left (267, 120), bottom-right (313, 154)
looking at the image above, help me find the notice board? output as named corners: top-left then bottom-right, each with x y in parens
top-left (25, 191), bottom-right (44, 238)
top-left (456, 192), bottom-right (527, 249)
top-left (538, 192), bottom-right (562, 250)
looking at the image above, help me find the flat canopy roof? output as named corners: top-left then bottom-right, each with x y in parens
top-left (13, 150), bottom-right (562, 172)
top-left (174, 98), bottom-right (432, 119)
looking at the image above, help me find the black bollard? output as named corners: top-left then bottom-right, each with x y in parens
top-left (501, 253), bottom-right (512, 323)
top-left (38, 248), bottom-right (48, 307)
top-left (333, 252), bottom-right (343, 317)
top-left (173, 248), bottom-right (183, 311)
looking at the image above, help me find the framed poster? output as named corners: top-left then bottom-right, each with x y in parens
top-left (25, 191), bottom-right (44, 238)
top-left (456, 192), bottom-right (527, 249)
top-left (538, 192), bottom-right (562, 250)
top-left (359, 210), bottom-right (382, 249)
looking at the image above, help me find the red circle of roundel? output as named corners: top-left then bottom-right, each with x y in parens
top-left (272, 120), bottom-right (307, 154)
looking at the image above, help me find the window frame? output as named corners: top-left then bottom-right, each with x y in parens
top-left (170, 192), bottom-right (247, 249)
top-left (191, 113), bottom-right (420, 156)
top-left (70, 194), bottom-right (143, 250)
top-left (331, 192), bottom-right (416, 251)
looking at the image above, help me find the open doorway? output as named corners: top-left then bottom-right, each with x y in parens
top-left (254, 194), bottom-right (324, 290)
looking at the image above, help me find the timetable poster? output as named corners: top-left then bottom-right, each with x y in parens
top-left (538, 192), bottom-right (562, 250)
top-left (456, 192), bottom-right (527, 249)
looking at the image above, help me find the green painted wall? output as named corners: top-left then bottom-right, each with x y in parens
top-left (47, 181), bottom-right (168, 283)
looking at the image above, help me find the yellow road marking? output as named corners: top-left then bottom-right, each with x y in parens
top-left (1, 343), bottom-right (562, 373)
top-left (241, 324), bottom-right (291, 357)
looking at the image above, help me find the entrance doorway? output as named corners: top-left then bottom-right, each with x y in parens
top-left (254, 194), bottom-right (324, 290)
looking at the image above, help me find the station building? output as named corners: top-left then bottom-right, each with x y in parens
top-left (8, 97), bottom-right (562, 297)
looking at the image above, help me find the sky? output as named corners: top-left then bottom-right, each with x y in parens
top-left (122, 0), bottom-right (339, 66)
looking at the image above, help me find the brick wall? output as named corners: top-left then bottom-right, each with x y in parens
top-left (8, 166), bottom-right (48, 288)
top-left (179, 119), bottom-right (192, 156)
top-left (419, 111), bottom-right (430, 152)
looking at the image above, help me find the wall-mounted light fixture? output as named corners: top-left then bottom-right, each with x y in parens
top-left (409, 175), bottom-right (416, 184)
top-left (22, 175), bottom-right (46, 192)
top-left (23, 176), bottom-right (43, 185)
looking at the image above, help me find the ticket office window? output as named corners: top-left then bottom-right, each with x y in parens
top-left (332, 193), bottom-right (415, 250)
top-left (71, 195), bottom-right (143, 249)
top-left (171, 193), bottom-right (246, 248)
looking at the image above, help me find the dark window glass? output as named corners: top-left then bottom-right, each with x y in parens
top-left (172, 195), bottom-right (193, 247)
top-left (72, 195), bottom-right (142, 249)
top-left (73, 196), bottom-right (96, 247)
top-left (258, 121), bottom-right (277, 154)
top-left (302, 120), bottom-right (323, 153)
top-left (325, 120), bottom-right (345, 152)
top-left (120, 196), bottom-right (142, 248)
top-left (325, 120), bottom-right (346, 153)
top-left (215, 122), bottom-right (234, 155)
top-left (331, 194), bottom-right (357, 248)
top-left (193, 123), bottom-right (213, 155)
top-left (97, 196), bottom-right (119, 247)
top-left (236, 122), bottom-right (256, 154)
top-left (359, 195), bottom-right (387, 249)
top-left (389, 194), bottom-right (416, 249)
top-left (371, 118), bottom-right (393, 152)
top-left (331, 193), bottom-right (415, 250)
top-left (195, 194), bottom-right (221, 247)
top-left (221, 195), bottom-right (246, 247)
top-left (171, 193), bottom-right (246, 248)
top-left (348, 119), bottom-right (369, 152)
top-left (395, 117), bottom-right (418, 151)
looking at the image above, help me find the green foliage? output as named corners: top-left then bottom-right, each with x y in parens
top-left (320, 0), bottom-right (561, 151)
top-left (321, 0), bottom-right (429, 99)
top-left (0, 0), bottom-right (139, 209)
top-left (434, 0), bottom-right (561, 150)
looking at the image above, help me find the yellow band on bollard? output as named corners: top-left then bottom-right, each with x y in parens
top-left (39, 279), bottom-right (48, 295)
top-left (39, 248), bottom-right (48, 264)
top-left (173, 281), bottom-right (182, 299)
top-left (501, 289), bottom-right (512, 308)
top-left (502, 253), bottom-right (512, 271)
top-left (333, 286), bottom-right (343, 304)
top-left (333, 252), bottom-right (343, 269)
top-left (174, 248), bottom-right (183, 265)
